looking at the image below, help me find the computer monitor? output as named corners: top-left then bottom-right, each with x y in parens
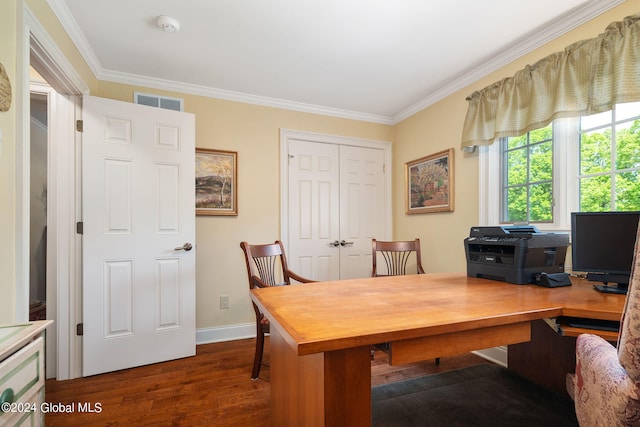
top-left (571, 211), bottom-right (640, 294)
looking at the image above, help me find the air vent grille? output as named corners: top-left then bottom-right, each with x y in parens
top-left (134, 92), bottom-right (183, 112)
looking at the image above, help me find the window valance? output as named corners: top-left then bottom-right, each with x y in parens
top-left (461, 12), bottom-right (640, 150)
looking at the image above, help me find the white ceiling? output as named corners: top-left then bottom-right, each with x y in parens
top-left (49, 0), bottom-right (622, 124)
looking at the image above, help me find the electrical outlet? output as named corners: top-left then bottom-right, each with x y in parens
top-left (220, 295), bottom-right (230, 309)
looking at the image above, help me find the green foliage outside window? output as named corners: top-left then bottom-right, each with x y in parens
top-left (502, 110), bottom-right (640, 223)
top-left (579, 119), bottom-right (640, 212)
top-left (503, 125), bottom-right (554, 223)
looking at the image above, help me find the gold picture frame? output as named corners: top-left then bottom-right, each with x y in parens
top-left (195, 148), bottom-right (238, 216)
top-left (405, 148), bottom-right (454, 214)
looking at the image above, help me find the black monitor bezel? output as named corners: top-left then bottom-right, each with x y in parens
top-left (570, 211), bottom-right (640, 280)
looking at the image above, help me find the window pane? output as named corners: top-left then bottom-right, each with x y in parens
top-left (506, 186), bottom-right (527, 222)
top-left (507, 134), bottom-right (527, 149)
top-left (501, 125), bottom-right (554, 224)
top-left (530, 141), bottom-right (552, 182)
top-left (615, 172), bottom-right (640, 211)
top-left (580, 175), bottom-right (611, 211)
top-left (529, 125), bottom-right (552, 143)
top-left (580, 129), bottom-right (611, 174)
top-left (615, 119), bottom-right (640, 170)
top-left (616, 101), bottom-right (640, 121)
top-left (581, 110), bottom-right (612, 130)
top-left (506, 148), bottom-right (527, 186)
top-left (530, 183), bottom-right (553, 222)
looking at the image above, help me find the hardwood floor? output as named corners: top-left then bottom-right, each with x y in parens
top-left (45, 338), bottom-right (489, 426)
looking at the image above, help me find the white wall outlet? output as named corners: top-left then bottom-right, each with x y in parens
top-left (220, 295), bottom-right (230, 309)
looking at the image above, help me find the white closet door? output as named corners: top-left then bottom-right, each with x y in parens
top-left (287, 139), bottom-right (386, 281)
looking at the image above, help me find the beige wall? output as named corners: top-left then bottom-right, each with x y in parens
top-left (392, 0), bottom-right (638, 274)
top-left (393, 94), bottom-right (476, 273)
top-left (0, 0), bottom-right (17, 324)
top-left (1, 0), bottom-right (636, 333)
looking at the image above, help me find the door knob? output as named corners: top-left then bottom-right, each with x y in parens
top-left (174, 243), bottom-right (193, 251)
top-left (330, 240), bottom-right (340, 247)
top-left (340, 240), bottom-right (354, 246)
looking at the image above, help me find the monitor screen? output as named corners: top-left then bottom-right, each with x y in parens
top-left (571, 211), bottom-right (640, 283)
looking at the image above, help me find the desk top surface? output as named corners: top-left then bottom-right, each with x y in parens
top-left (250, 273), bottom-right (625, 355)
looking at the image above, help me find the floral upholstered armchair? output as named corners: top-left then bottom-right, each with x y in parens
top-left (567, 220), bottom-right (640, 426)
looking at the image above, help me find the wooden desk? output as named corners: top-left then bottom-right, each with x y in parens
top-left (250, 273), bottom-right (625, 426)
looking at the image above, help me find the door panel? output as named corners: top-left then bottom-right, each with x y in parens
top-left (82, 95), bottom-right (195, 376)
top-left (288, 140), bottom-right (341, 281)
top-left (287, 139), bottom-right (386, 281)
top-left (339, 145), bottom-right (385, 279)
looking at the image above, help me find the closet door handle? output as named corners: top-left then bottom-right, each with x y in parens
top-left (330, 240), bottom-right (341, 247)
top-left (340, 240), bottom-right (354, 246)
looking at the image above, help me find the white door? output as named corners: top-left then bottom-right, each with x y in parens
top-left (287, 139), bottom-right (386, 281)
top-left (339, 145), bottom-right (385, 279)
top-left (287, 140), bottom-right (341, 281)
top-left (82, 95), bottom-right (196, 376)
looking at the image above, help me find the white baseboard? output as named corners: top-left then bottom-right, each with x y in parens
top-left (196, 323), bottom-right (255, 345)
top-left (472, 346), bottom-right (508, 367)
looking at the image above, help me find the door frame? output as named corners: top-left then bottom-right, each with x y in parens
top-left (279, 129), bottom-right (393, 253)
top-left (19, 4), bottom-right (89, 379)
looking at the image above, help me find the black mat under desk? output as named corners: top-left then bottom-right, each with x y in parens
top-left (372, 364), bottom-right (578, 427)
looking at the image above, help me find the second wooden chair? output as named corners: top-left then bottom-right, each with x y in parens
top-left (372, 238), bottom-right (425, 277)
top-left (371, 238), bottom-right (438, 364)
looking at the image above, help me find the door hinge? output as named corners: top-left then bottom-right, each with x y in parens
top-left (76, 221), bottom-right (83, 234)
top-left (76, 323), bottom-right (84, 336)
top-left (76, 119), bottom-right (83, 132)
top-left (383, 163), bottom-right (386, 173)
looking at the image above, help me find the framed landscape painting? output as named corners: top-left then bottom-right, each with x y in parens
top-left (195, 148), bottom-right (238, 216)
top-left (405, 148), bottom-right (454, 214)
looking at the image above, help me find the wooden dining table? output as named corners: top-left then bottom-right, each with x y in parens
top-left (250, 272), bottom-right (625, 427)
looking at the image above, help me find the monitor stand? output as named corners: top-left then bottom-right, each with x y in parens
top-left (587, 273), bottom-right (629, 295)
top-left (593, 284), bottom-right (628, 295)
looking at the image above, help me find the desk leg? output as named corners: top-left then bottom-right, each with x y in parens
top-left (508, 319), bottom-right (577, 396)
top-left (270, 327), bottom-right (371, 426)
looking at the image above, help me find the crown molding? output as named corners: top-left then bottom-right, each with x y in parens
top-left (98, 68), bottom-right (395, 124)
top-left (392, 0), bottom-right (625, 123)
top-left (47, 0), bottom-right (102, 78)
top-left (48, 0), bottom-right (624, 126)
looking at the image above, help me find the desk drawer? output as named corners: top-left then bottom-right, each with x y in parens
top-left (388, 322), bottom-right (531, 365)
top-left (0, 337), bottom-right (45, 426)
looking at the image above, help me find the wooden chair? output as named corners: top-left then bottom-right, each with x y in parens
top-left (371, 238), bottom-right (438, 363)
top-left (372, 238), bottom-right (425, 277)
top-left (567, 220), bottom-right (640, 425)
top-left (240, 240), bottom-right (314, 380)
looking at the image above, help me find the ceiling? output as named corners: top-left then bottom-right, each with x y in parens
top-left (49, 0), bottom-right (622, 124)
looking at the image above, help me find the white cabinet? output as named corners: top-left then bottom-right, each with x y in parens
top-left (0, 321), bottom-right (52, 427)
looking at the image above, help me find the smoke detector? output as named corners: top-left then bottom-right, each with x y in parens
top-left (157, 15), bottom-right (180, 33)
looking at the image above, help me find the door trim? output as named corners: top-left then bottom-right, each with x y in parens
top-left (279, 129), bottom-right (392, 252)
top-left (21, 4), bottom-right (89, 379)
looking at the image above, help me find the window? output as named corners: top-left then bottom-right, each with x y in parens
top-left (481, 101), bottom-right (640, 230)
top-left (502, 125), bottom-right (553, 223)
top-left (579, 104), bottom-right (640, 212)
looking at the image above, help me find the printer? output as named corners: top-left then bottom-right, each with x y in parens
top-left (464, 225), bottom-right (569, 284)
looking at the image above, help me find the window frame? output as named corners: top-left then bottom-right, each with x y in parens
top-left (479, 117), bottom-right (579, 232)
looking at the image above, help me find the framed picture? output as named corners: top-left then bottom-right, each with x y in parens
top-left (405, 148), bottom-right (454, 214)
top-left (195, 148), bottom-right (238, 216)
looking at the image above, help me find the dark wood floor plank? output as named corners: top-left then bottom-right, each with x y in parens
top-left (45, 337), bottom-right (487, 426)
